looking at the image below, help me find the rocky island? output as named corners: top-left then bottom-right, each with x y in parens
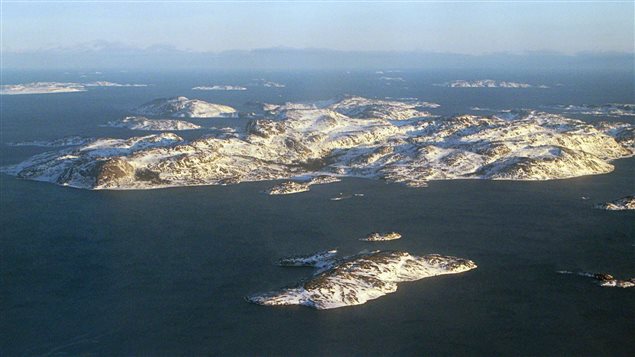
top-left (247, 250), bottom-right (477, 309)
top-left (558, 271), bottom-right (635, 288)
top-left (435, 80), bottom-right (548, 88)
top-left (0, 81), bottom-right (148, 95)
top-left (192, 85), bottom-right (247, 91)
top-left (360, 232), bottom-right (402, 241)
top-left (265, 175), bottom-right (341, 195)
top-left (3, 96), bottom-right (633, 190)
top-left (594, 195), bottom-right (635, 211)
top-left (103, 116), bottom-right (202, 131)
top-left (132, 96), bottom-right (238, 118)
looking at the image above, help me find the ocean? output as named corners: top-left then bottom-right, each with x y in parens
top-left (1, 69), bottom-right (633, 355)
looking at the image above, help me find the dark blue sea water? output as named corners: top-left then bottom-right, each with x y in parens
top-left (1, 69), bottom-right (634, 355)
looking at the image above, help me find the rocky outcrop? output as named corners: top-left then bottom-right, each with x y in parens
top-left (546, 103), bottom-right (635, 117)
top-left (265, 181), bottom-right (310, 195)
top-left (93, 158), bottom-right (135, 188)
top-left (435, 80), bottom-right (548, 88)
top-left (594, 195), bottom-right (635, 211)
top-left (277, 250), bottom-right (338, 268)
top-left (360, 232), bottom-right (402, 241)
top-left (103, 116), bottom-right (201, 131)
top-left (558, 271), bottom-right (635, 288)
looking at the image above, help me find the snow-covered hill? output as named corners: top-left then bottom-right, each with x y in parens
top-left (3, 96), bottom-right (633, 190)
top-left (0, 82), bottom-right (86, 95)
top-left (247, 250), bottom-right (477, 309)
top-left (103, 116), bottom-right (201, 131)
top-left (132, 96), bottom-right (238, 118)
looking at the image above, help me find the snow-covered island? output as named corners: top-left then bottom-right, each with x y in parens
top-left (84, 81), bottom-right (148, 87)
top-left (262, 96), bottom-right (439, 120)
top-left (558, 271), bottom-right (634, 288)
top-left (103, 116), bottom-right (201, 131)
top-left (265, 175), bottom-right (341, 195)
top-left (265, 181), bottom-right (310, 195)
top-left (330, 193), bottom-right (364, 201)
top-left (594, 195), bottom-right (635, 211)
top-left (435, 80), bottom-right (548, 88)
top-left (379, 76), bottom-right (405, 82)
top-left (3, 96), bottom-right (634, 190)
top-left (544, 103), bottom-right (635, 117)
top-left (247, 250), bottom-right (477, 309)
top-left (132, 96), bottom-right (238, 118)
top-left (276, 250), bottom-right (338, 269)
top-left (1, 82), bottom-right (86, 95)
top-left (6, 136), bottom-right (93, 147)
top-left (192, 85), bottom-right (247, 91)
top-left (360, 232), bottom-right (402, 241)
top-left (1, 81), bottom-right (148, 95)
top-left (250, 79), bottom-right (285, 88)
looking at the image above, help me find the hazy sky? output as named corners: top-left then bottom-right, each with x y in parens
top-left (2, 1), bottom-right (633, 54)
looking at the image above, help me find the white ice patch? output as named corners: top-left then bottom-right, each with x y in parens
top-left (1, 81), bottom-right (148, 95)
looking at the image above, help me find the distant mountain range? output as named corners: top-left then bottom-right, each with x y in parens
top-left (3, 42), bottom-right (633, 71)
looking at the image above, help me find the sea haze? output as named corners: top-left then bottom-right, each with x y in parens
top-left (1, 69), bottom-right (634, 355)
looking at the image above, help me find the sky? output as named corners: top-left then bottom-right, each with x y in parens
top-left (1, 1), bottom-right (634, 55)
